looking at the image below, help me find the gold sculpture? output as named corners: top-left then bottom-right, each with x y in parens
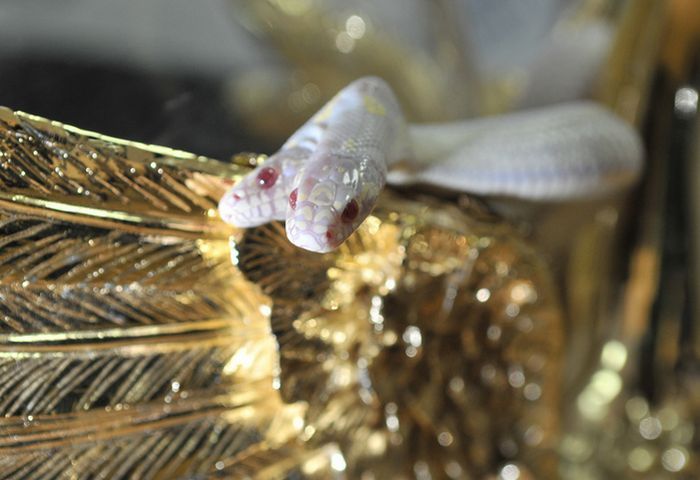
top-left (0, 107), bottom-right (303, 478)
top-left (0, 107), bottom-right (566, 478)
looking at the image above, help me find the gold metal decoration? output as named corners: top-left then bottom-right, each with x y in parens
top-left (235, 193), bottom-right (565, 478)
top-left (0, 107), bottom-right (565, 478)
top-left (0, 107), bottom-right (317, 479)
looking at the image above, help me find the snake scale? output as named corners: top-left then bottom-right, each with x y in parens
top-left (219, 77), bottom-right (642, 253)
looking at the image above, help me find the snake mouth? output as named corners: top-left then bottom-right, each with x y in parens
top-left (286, 229), bottom-right (339, 254)
top-left (218, 188), bottom-right (244, 224)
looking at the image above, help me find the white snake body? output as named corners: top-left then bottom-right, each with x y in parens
top-left (220, 77), bottom-right (642, 253)
top-left (401, 102), bottom-right (642, 199)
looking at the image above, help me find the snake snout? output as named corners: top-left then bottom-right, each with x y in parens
top-left (218, 175), bottom-right (279, 228)
top-left (286, 201), bottom-right (343, 253)
top-left (218, 186), bottom-right (245, 224)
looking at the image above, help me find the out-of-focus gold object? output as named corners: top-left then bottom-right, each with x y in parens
top-left (0, 107), bottom-right (565, 478)
top-left (227, 0), bottom-right (480, 141)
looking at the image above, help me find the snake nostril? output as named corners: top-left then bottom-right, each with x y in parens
top-left (341, 199), bottom-right (359, 223)
top-left (289, 188), bottom-right (298, 209)
top-left (256, 167), bottom-right (278, 189)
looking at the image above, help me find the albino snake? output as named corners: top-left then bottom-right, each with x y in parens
top-left (219, 77), bottom-right (642, 253)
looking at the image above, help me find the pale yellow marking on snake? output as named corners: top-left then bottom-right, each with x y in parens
top-left (363, 95), bottom-right (387, 116)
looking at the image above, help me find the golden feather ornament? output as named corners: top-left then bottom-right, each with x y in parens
top-left (0, 107), bottom-right (564, 479)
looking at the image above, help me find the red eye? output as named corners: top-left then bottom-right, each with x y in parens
top-left (289, 188), bottom-right (298, 209)
top-left (257, 167), bottom-right (278, 189)
top-left (325, 230), bottom-right (334, 241)
top-left (341, 199), bottom-right (359, 223)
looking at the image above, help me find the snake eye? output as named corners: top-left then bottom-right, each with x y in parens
top-left (341, 199), bottom-right (359, 223)
top-left (257, 167), bottom-right (278, 189)
top-left (289, 188), bottom-right (298, 209)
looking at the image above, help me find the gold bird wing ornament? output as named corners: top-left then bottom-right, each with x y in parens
top-left (0, 106), bottom-right (565, 479)
top-left (0, 107), bottom-right (323, 479)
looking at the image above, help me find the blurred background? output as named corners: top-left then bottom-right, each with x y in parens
top-left (0, 0), bottom-right (626, 156)
top-left (2, 0), bottom-right (700, 478)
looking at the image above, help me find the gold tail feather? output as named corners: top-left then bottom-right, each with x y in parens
top-left (0, 108), bottom-right (312, 479)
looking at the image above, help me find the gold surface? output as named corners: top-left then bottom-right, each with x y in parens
top-left (235, 196), bottom-right (565, 478)
top-left (0, 107), bottom-right (566, 478)
top-left (0, 108), bottom-right (310, 478)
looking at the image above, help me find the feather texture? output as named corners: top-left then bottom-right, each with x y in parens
top-left (0, 391), bottom-right (284, 480)
top-left (0, 108), bottom-right (316, 479)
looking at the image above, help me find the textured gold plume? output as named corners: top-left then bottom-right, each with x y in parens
top-left (0, 107), bottom-right (565, 479)
top-left (0, 108), bottom-right (322, 479)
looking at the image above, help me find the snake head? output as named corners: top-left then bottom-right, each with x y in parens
top-left (219, 152), bottom-right (302, 228)
top-left (286, 155), bottom-right (384, 253)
